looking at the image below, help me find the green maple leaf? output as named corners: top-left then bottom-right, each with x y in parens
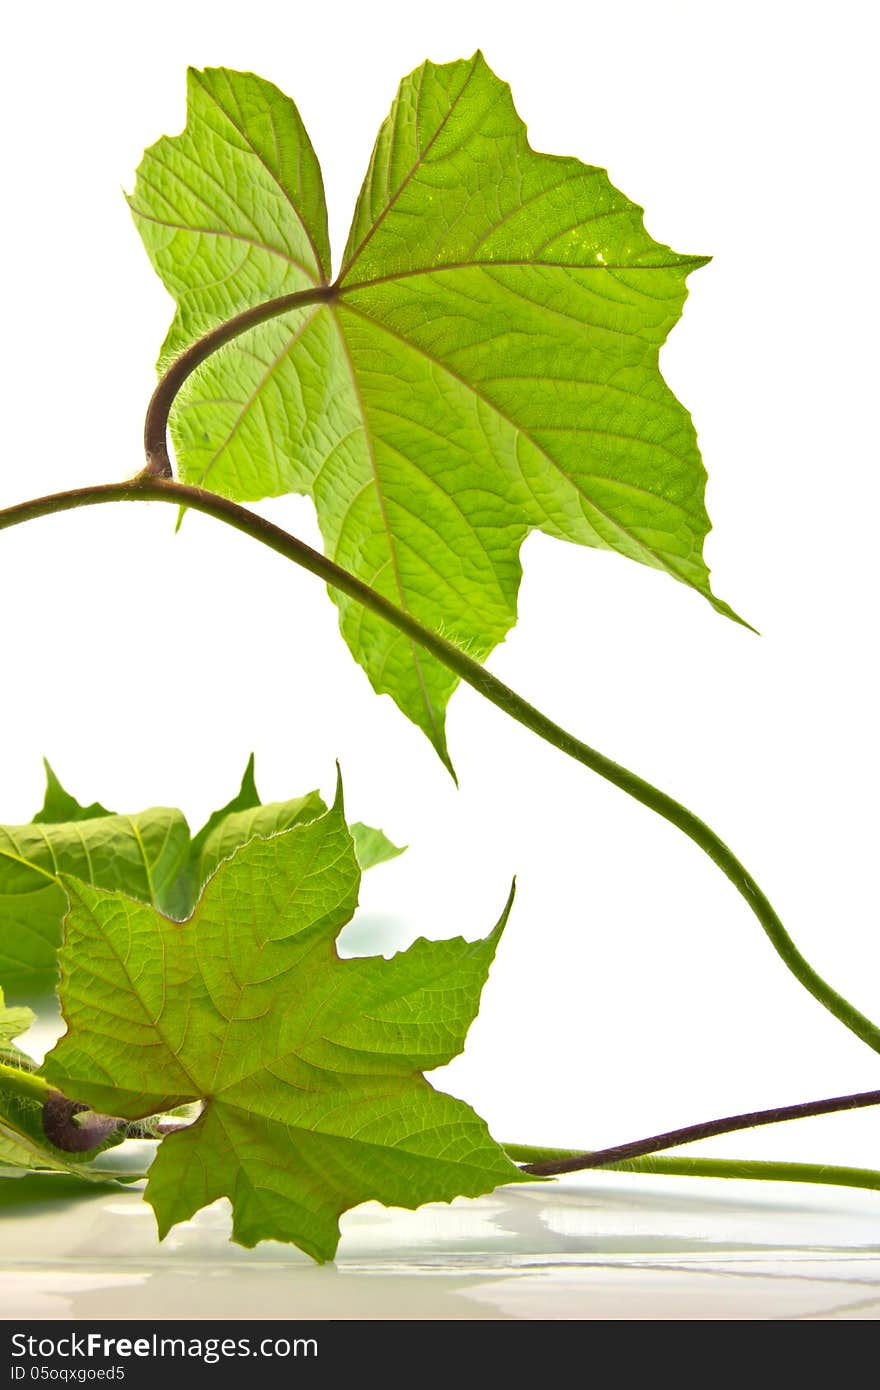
top-left (42, 786), bottom-right (523, 1260)
top-left (131, 54), bottom-right (735, 770)
top-left (1, 760), bottom-right (400, 992)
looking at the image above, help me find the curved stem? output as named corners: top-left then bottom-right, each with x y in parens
top-left (143, 285), bottom-right (337, 477)
top-left (2, 476), bottom-right (880, 1054)
top-left (137, 291), bottom-right (880, 1058)
top-left (507, 1087), bottom-right (880, 1176)
top-left (503, 1145), bottom-right (880, 1195)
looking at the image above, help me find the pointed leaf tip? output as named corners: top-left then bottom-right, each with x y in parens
top-left (239, 753), bottom-right (258, 802)
top-left (493, 879), bottom-right (517, 941)
top-left (332, 762), bottom-right (344, 813)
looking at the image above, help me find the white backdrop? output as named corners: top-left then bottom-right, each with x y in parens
top-left (1, 0), bottom-right (878, 1172)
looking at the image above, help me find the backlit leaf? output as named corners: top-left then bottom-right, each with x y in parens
top-left (132, 54), bottom-right (734, 769)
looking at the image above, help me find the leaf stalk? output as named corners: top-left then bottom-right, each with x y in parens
top-left (0, 1058), bottom-right (52, 1105)
top-left (508, 1087), bottom-right (880, 1176)
top-left (142, 285), bottom-right (337, 477)
top-left (503, 1146), bottom-right (880, 1195)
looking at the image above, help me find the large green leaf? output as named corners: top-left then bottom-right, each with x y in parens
top-left (1, 761), bottom-right (400, 992)
top-left (131, 53), bottom-right (733, 769)
top-left (43, 789), bottom-right (524, 1261)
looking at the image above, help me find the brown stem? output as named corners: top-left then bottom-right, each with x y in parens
top-left (519, 1087), bottom-right (880, 1175)
top-left (142, 284), bottom-right (337, 477)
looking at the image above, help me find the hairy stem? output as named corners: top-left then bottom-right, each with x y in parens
top-left (143, 285), bottom-right (337, 477)
top-left (503, 1145), bottom-right (880, 1195)
top-left (42, 1092), bottom-right (120, 1153)
top-left (506, 1087), bottom-right (880, 1175)
top-left (0, 1058), bottom-right (51, 1106)
top-left (2, 476), bottom-right (879, 1055)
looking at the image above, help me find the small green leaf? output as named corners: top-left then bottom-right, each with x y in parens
top-left (349, 821), bottom-right (406, 869)
top-left (132, 54), bottom-right (736, 768)
top-left (44, 792), bottom-right (524, 1261)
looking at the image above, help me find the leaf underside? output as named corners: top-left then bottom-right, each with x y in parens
top-left (131, 53), bottom-right (735, 769)
top-left (43, 793), bottom-right (523, 1261)
top-left (0, 760), bottom-right (399, 992)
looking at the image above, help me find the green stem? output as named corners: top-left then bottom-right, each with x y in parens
top-left (2, 475), bottom-right (880, 1055)
top-left (0, 1058), bottom-right (51, 1105)
top-left (507, 1087), bottom-right (880, 1176)
top-left (503, 1143), bottom-right (880, 1195)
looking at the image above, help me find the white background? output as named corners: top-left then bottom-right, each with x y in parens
top-left (1, 0), bottom-right (878, 1177)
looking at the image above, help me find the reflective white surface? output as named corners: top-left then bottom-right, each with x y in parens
top-left (2, 1169), bottom-right (879, 1320)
